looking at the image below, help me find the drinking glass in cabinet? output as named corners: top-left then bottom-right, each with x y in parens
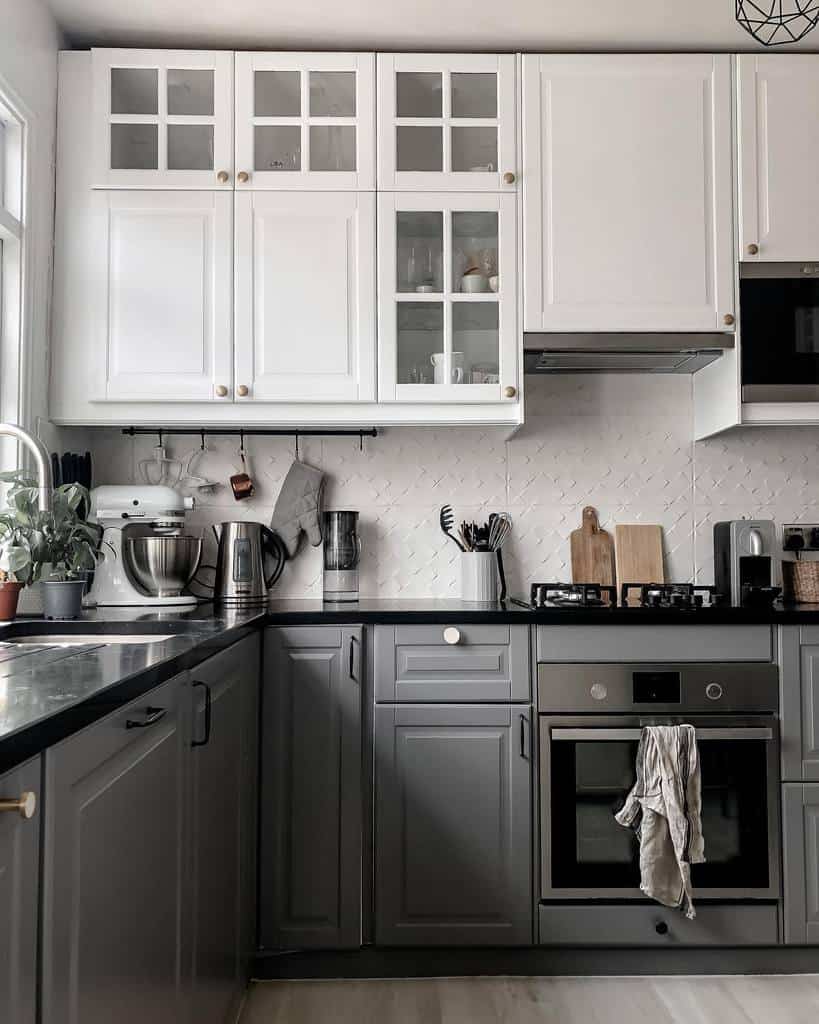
top-left (452, 304), bottom-right (500, 384)
top-left (111, 123), bottom-right (158, 169)
top-left (310, 126), bottom-right (356, 172)
top-left (396, 72), bottom-right (442, 117)
top-left (167, 124), bottom-right (214, 170)
top-left (451, 73), bottom-right (497, 118)
top-left (255, 125), bottom-right (301, 171)
top-left (309, 71), bottom-right (356, 116)
top-left (167, 69), bottom-right (214, 116)
top-left (397, 303), bottom-right (443, 384)
top-left (397, 212), bottom-right (443, 293)
top-left (111, 67), bottom-right (158, 114)
top-left (452, 211), bottom-right (498, 293)
top-left (254, 70), bottom-right (301, 116)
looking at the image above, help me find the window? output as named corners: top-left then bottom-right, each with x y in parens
top-left (0, 89), bottom-right (25, 467)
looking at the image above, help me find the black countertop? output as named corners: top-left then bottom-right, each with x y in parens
top-left (3, 597), bottom-right (819, 774)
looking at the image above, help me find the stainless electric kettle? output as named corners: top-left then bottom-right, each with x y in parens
top-left (212, 521), bottom-right (286, 606)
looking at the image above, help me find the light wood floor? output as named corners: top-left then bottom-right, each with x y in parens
top-left (241, 975), bottom-right (819, 1023)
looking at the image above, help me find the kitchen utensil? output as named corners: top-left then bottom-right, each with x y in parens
top-left (570, 507), bottom-right (615, 587)
top-left (51, 453), bottom-right (61, 488)
top-left (127, 535), bottom-right (203, 598)
top-left (83, 452), bottom-right (92, 490)
top-left (138, 442), bottom-right (182, 487)
top-left (439, 505), bottom-right (465, 551)
top-left (180, 445), bottom-right (220, 493)
top-left (323, 510), bottom-right (361, 602)
top-left (489, 512), bottom-right (512, 551)
top-left (460, 551), bottom-right (497, 601)
top-left (614, 524), bottom-right (664, 606)
top-left (212, 521), bottom-right (286, 606)
top-left (230, 443), bottom-right (254, 501)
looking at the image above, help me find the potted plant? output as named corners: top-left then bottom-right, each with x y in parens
top-left (0, 515), bottom-right (34, 620)
top-left (0, 471), bottom-right (101, 620)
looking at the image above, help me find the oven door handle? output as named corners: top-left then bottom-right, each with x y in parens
top-left (550, 727), bottom-right (773, 741)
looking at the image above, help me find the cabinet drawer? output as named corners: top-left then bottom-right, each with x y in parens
top-left (374, 624), bottom-right (530, 702)
top-left (538, 626), bottom-right (773, 663)
top-left (538, 904), bottom-right (779, 947)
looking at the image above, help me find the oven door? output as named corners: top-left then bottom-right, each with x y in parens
top-left (540, 716), bottom-right (780, 901)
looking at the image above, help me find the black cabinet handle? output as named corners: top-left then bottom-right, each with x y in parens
top-left (655, 921), bottom-right (669, 936)
top-left (125, 706), bottom-right (166, 730)
top-left (519, 714), bottom-right (527, 759)
top-left (348, 635), bottom-right (358, 682)
top-left (191, 681), bottom-right (212, 747)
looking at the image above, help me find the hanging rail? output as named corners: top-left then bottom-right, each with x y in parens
top-left (121, 427), bottom-right (378, 439)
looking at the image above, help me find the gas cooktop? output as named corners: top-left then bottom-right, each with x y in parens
top-left (515, 582), bottom-right (723, 610)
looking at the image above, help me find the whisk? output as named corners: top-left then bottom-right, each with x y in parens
top-left (488, 512), bottom-right (512, 551)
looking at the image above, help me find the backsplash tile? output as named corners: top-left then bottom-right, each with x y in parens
top-left (84, 376), bottom-right (819, 599)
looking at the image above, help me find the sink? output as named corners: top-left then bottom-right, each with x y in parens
top-left (1, 634), bottom-right (175, 646)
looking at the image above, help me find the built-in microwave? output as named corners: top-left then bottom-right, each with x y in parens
top-left (740, 262), bottom-right (819, 402)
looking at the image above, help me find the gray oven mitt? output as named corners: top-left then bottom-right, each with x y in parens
top-left (271, 460), bottom-right (326, 559)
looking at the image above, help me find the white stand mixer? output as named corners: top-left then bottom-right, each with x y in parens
top-left (86, 485), bottom-right (201, 607)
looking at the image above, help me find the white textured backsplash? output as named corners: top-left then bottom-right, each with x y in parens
top-left (85, 376), bottom-right (819, 599)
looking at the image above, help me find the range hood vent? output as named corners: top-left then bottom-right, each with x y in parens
top-left (524, 333), bottom-right (734, 375)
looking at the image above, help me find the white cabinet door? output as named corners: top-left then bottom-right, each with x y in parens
top-left (378, 54), bottom-right (517, 192)
top-left (92, 49), bottom-right (234, 189)
top-left (93, 191), bottom-right (233, 402)
top-left (378, 192), bottom-right (518, 403)
top-left (235, 52), bottom-right (375, 190)
top-left (522, 54), bottom-right (734, 332)
top-left (234, 192), bottom-right (376, 402)
top-left (738, 55), bottom-right (819, 262)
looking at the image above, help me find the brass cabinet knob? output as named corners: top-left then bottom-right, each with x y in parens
top-left (723, 313), bottom-right (735, 327)
top-left (747, 243), bottom-right (759, 256)
top-left (215, 384), bottom-right (228, 397)
top-left (237, 385), bottom-right (249, 397)
top-left (0, 791), bottom-right (36, 819)
top-left (443, 627), bottom-right (461, 645)
top-left (216, 170), bottom-right (229, 183)
top-left (237, 171), bottom-right (250, 183)
top-left (504, 385), bottom-right (517, 399)
top-left (503, 171), bottom-right (516, 185)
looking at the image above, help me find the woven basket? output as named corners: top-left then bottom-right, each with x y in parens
top-left (782, 561), bottom-right (819, 603)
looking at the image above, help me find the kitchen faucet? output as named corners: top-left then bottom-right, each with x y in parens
top-left (0, 422), bottom-right (53, 512)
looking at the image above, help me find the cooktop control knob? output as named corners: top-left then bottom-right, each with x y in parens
top-left (590, 682), bottom-right (608, 701)
top-left (705, 682), bottom-right (724, 701)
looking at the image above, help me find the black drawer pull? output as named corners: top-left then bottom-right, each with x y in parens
top-left (125, 706), bottom-right (166, 730)
top-left (191, 681), bottom-right (212, 747)
top-left (655, 921), bottom-right (669, 936)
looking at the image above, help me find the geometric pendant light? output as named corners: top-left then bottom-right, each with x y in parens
top-left (736, 1), bottom-right (819, 45)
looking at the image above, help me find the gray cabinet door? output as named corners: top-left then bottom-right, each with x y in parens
top-left (780, 632), bottom-right (819, 781)
top-left (259, 625), bottom-right (363, 950)
top-left (189, 635), bottom-right (260, 1024)
top-left (800, 646), bottom-right (819, 781)
top-left (375, 703), bottom-right (532, 946)
top-left (0, 757), bottom-right (40, 1024)
top-left (42, 674), bottom-right (187, 1024)
top-left (783, 783), bottom-right (819, 945)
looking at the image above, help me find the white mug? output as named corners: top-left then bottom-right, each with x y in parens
top-left (430, 352), bottom-right (464, 385)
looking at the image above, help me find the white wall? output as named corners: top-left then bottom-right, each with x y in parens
top-left (85, 375), bottom-right (819, 599)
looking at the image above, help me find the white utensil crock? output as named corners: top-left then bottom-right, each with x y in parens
top-left (460, 552), bottom-right (498, 602)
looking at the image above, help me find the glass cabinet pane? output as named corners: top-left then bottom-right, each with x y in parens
top-left (111, 67), bottom-right (158, 115)
top-left (397, 303), bottom-right (443, 384)
top-left (310, 71), bottom-right (356, 116)
top-left (396, 72), bottom-right (442, 117)
top-left (397, 125), bottom-right (442, 172)
top-left (310, 126), bottom-right (356, 171)
top-left (451, 73), bottom-right (498, 118)
top-left (397, 212), bottom-right (443, 293)
top-left (167, 124), bottom-right (214, 170)
top-left (452, 212), bottom-right (499, 293)
top-left (453, 304), bottom-right (499, 384)
top-left (111, 123), bottom-right (158, 169)
top-left (167, 69), bottom-right (214, 116)
top-left (451, 126), bottom-right (497, 173)
top-left (254, 70), bottom-right (301, 116)
top-left (255, 125), bottom-right (301, 170)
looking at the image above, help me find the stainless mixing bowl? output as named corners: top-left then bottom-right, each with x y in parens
top-left (126, 536), bottom-right (203, 598)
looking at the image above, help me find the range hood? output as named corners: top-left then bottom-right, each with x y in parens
top-left (523, 333), bottom-right (734, 375)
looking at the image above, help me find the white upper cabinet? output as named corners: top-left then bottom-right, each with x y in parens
top-left (235, 53), bottom-right (375, 190)
top-left (92, 190), bottom-right (233, 401)
top-left (378, 54), bottom-right (517, 191)
top-left (378, 192), bottom-right (518, 402)
top-left (234, 191), bottom-right (376, 402)
top-left (522, 54), bottom-right (735, 333)
top-left (738, 55), bottom-right (819, 262)
top-left (92, 49), bottom-right (234, 189)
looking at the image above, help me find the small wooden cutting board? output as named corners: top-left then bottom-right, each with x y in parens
top-left (615, 524), bottom-right (665, 606)
top-left (570, 507), bottom-right (615, 588)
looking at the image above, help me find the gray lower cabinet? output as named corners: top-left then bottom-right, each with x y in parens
top-left (0, 757), bottom-right (40, 1024)
top-left (778, 627), bottom-right (819, 781)
top-left (42, 674), bottom-right (187, 1024)
top-left (259, 625), bottom-right (363, 950)
top-left (783, 783), bottom-right (819, 944)
top-left (375, 703), bottom-right (532, 946)
top-left (188, 636), bottom-right (260, 1024)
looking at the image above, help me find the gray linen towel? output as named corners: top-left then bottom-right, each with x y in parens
top-left (614, 724), bottom-right (705, 919)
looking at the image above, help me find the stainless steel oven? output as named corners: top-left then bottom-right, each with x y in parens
top-left (740, 262), bottom-right (819, 402)
top-left (538, 663), bottom-right (781, 904)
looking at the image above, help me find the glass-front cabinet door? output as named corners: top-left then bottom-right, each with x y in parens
top-left (235, 53), bottom-right (375, 189)
top-left (378, 192), bottom-right (518, 403)
top-left (377, 54), bottom-right (517, 191)
top-left (91, 49), bottom-right (234, 188)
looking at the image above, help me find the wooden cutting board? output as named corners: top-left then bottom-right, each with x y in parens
top-left (615, 525), bottom-right (665, 606)
top-left (570, 507), bottom-right (615, 587)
